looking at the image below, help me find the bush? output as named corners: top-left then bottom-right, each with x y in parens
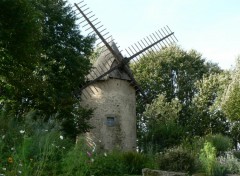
top-left (205, 134), bottom-right (232, 155)
top-left (61, 136), bottom-right (96, 176)
top-left (199, 142), bottom-right (227, 176)
top-left (233, 150), bottom-right (240, 159)
top-left (90, 151), bottom-right (125, 176)
top-left (122, 151), bottom-right (148, 175)
top-left (0, 114), bottom-right (72, 176)
top-left (90, 151), bottom-right (156, 176)
top-left (218, 152), bottom-right (240, 174)
top-left (158, 147), bottom-right (196, 173)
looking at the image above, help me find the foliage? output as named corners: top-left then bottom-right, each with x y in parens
top-left (221, 57), bottom-right (240, 148)
top-left (199, 142), bottom-right (227, 176)
top-left (89, 151), bottom-right (125, 176)
top-left (144, 94), bottom-right (181, 123)
top-left (131, 45), bottom-right (222, 151)
top-left (222, 57), bottom-right (240, 121)
top-left (131, 45), bottom-right (221, 104)
top-left (30, 0), bottom-right (95, 138)
top-left (61, 140), bottom-right (156, 176)
top-left (141, 94), bottom-right (184, 152)
top-left (0, 112), bottom-right (73, 176)
top-left (205, 134), bottom-right (232, 155)
top-left (0, 0), bottom-right (95, 139)
top-left (189, 73), bottom-right (230, 137)
top-left (122, 151), bottom-right (150, 175)
top-left (218, 152), bottom-right (240, 174)
top-left (157, 147), bottom-right (196, 173)
top-left (233, 150), bottom-right (240, 159)
top-left (61, 137), bottom-right (93, 176)
top-left (0, 0), bottom-right (41, 114)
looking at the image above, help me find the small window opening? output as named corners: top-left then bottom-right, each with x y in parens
top-left (106, 117), bottom-right (115, 127)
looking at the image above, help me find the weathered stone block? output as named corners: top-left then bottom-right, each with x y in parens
top-left (142, 168), bottom-right (187, 176)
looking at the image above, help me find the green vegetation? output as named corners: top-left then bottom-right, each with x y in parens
top-left (1, 0), bottom-right (240, 175)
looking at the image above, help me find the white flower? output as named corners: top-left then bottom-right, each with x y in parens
top-left (2, 167), bottom-right (6, 171)
top-left (104, 152), bottom-right (107, 157)
top-left (18, 170), bottom-right (22, 174)
top-left (19, 130), bottom-right (25, 134)
top-left (1, 135), bottom-right (5, 139)
top-left (60, 135), bottom-right (63, 140)
top-left (11, 147), bottom-right (15, 151)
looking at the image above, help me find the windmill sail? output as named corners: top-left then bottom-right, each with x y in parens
top-left (73, 1), bottom-right (177, 102)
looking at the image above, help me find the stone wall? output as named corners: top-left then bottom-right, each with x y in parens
top-left (81, 79), bottom-right (136, 151)
top-left (142, 168), bottom-right (187, 176)
top-left (142, 169), bottom-right (240, 176)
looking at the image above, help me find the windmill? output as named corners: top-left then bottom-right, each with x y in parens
top-left (73, 1), bottom-right (177, 151)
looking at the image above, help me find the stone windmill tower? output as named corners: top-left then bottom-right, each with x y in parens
top-left (73, 1), bottom-right (177, 151)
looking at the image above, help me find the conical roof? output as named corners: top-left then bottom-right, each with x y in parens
top-left (87, 42), bottom-right (131, 81)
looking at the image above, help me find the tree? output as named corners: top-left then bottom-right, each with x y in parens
top-left (141, 94), bottom-right (183, 152)
top-left (131, 46), bottom-right (221, 105)
top-left (221, 57), bottom-right (240, 148)
top-left (0, 0), bottom-right (95, 139)
top-left (31, 0), bottom-right (95, 137)
top-left (0, 0), bottom-right (42, 115)
top-left (131, 45), bottom-right (222, 149)
top-left (188, 73), bottom-right (230, 136)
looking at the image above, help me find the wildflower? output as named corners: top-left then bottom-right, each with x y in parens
top-left (1, 135), bottom-right (5, 139)
top-left (11, 147), bottom-right (15, 151)
top-left (60, 135), bottom-right (63, 140)
top-left (62, 147), bottom-right (66, 149)
top-left (19, 130), bottom-right (25, 134)
top-left (2, 167), bottom-right (6, 171)
top-left (7, 157), bottom-right (13, 163)
top-left (87, 151), bottom-right (92, 157)
top-left (18, 171), bottom-right (22, 174)
top-left (104, 152), bottom-right (107, 157)
top-left (91, 158), bottom-right (94, 162)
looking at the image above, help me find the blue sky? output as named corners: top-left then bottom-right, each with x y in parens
top-left (69, 0), bottom-right (240, 69)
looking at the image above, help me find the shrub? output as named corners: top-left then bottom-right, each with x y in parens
top-left (61, 137), bottom-right (94, 176)
top-left (90, 151), bottom-right (125, 176)
top-left (233, 150), bottom-right (240, 159)
top-left (122, 151), bottom-right (148, 175)
top-left (199, 142), bottom-right (227, 176)
top-left (158, 147), bottom-right (196, 173)
top-left (0, 114), bottom-right (72, 176)
top-left (218, 152), bottom-right (240, 174)
top-left (90, 151), bottom-right (156, 176)
top-left (205, 134), bottom-right (232, 155)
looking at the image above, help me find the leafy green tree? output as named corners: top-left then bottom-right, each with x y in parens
top-left (222, 57), bottom-right (240, 121)
top-left (0, 0), bottom-right (95, 138)
top-left (221, 57), bottom-right (240, 148)
top-left (31, 0), bottom-right (95, 137)
top-left (141, 94), bottom-right (184, 151)
top-left (0, 0), bottom-right (41, 111)
top-left (188, 73), bottom-right (230, 137)
top-left (131, 46), bottom-right (221, 105)
top-left (131, 45), bottom-right (222, 149)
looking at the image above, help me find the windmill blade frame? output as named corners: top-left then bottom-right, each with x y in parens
top-left (73, 1), bottom-right (177, 103)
